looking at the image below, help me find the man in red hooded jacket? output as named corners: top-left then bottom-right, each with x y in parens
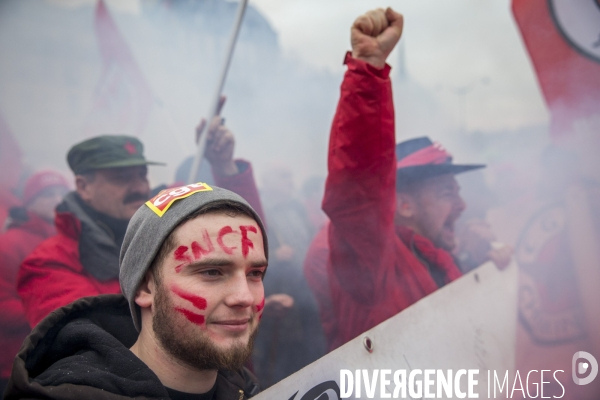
top-left (18, 121), bottom-right (265, 328)
top-left (0, 170), bottom-right (69, 392)
top-left (304, 8), bottom-right (511, 351)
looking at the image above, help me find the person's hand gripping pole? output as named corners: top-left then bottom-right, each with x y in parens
top-left (188, 0), bottom-right (248, 183)
top-left (195, 96), bottom-right (239, 177)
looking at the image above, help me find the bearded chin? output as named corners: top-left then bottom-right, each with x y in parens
top-left (152, 283), bottom-right (256, 371)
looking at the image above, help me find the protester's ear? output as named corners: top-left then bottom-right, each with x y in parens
top-left (134, 272), bottom-right (156, 309)
top-left (396, 192), bottom-right (415, 218)
top-left (75, 175), bottom-right (90, 200)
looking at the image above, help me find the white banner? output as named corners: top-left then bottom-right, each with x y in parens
top-left (254, 261), bottom-right (518, 399)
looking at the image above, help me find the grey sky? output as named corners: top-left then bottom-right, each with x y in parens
top-left (251, 0), bottom-right (549, 132)
top-left (49, 0), bottom-right (549, 132)
top-left (53, 0), bottom-right (550, 133)
top-left (2, 0), bottom-right (552, 186)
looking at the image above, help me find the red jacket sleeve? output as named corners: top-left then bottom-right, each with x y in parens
top-left (322, 53), bottom-right (396, 303)
top-left (213, 159), bottom-right (266, 224)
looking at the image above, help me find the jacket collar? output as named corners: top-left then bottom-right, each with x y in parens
top-left (54, 192), bottom-right (121, 281)
top-left (395, 225), bottom-right (462, 284)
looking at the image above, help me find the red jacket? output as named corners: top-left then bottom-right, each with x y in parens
top-left (18, 160), bottom-right (264, 328)
top-left (319, 54), bottom-right (462, 347)
top-left (17, 201), bottom-right (122, 328)
top-left (0, 211), bottom-right (55, 378)
top-left (303, 222), bottom-right (339, 350)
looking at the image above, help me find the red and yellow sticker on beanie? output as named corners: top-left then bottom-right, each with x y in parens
top-left (146, 183), bottom-right (213, 217)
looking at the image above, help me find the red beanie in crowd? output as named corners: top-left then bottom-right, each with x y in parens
top-left (22, 170), bottom-right (70, 205)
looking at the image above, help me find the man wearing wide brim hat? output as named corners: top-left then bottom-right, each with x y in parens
top-left (304, 8), bottom-right (508, 351)
top-left (394, 137), bottom-right (484, 184)
top-left (393, 136), bottom-right (485, 277)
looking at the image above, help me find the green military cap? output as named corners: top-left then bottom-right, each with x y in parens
top-left (67, 135), bottom-right (165, 175)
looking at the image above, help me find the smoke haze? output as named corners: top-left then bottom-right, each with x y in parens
top-left (0, 0), bottom-right (553, 190)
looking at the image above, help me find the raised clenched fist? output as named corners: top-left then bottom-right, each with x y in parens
top-left (351, 7), bottom-right (404, 68)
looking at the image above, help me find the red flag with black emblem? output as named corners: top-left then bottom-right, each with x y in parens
top-left (512, 0), bottom-right (600, 140)
top-left (83, 0), bottom-right (154, 138)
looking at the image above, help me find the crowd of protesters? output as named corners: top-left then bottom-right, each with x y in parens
top-left (0, 5), bottom-right (598, 400)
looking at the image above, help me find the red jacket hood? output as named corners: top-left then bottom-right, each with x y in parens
top-left (7, 210), bottom-right (56, 238)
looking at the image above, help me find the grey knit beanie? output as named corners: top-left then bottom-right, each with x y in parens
top-left (119, 183), bottom-right (268, 331)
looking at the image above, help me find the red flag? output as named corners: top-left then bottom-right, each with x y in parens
top-left (83, 0), bottom-right (154, 137)
top-left (0, 111), bottom-right (22, 226)
top-left (512, 0), bottom-right (600, 140)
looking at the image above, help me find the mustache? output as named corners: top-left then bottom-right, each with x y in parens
top-left (123, 192), bottom-right (149, 204)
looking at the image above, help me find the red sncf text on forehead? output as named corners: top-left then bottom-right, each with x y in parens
top-left (146, 182), bottom-right (213, 217)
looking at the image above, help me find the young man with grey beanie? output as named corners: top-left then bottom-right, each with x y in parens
top-left (5, 183), bottom-right (267, 400)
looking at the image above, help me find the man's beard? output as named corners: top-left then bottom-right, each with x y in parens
top-left (153, 282), bottom-right (256, 371)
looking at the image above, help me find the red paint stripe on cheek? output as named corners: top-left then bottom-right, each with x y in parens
top-left (171, 286), bottom-right (207, 310)
top-left (256, 297), bottom-right (265, 313)
top-left (175, 307), bottom-right (205, 326)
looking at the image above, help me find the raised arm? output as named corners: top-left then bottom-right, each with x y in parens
top-left (323, 8), bottom-right (403, 302)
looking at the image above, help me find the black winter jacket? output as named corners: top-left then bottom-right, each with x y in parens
top-left (4, 294), bottom-right (260, 400)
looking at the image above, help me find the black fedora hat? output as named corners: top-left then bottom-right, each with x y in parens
top-left (395, 137), bottom-right (485, 184)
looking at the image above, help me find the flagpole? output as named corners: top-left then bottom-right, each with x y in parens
top-left (188, 0), bottom-right (249, 184)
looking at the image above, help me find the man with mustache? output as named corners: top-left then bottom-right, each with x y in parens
top-left (304, 8), bottom-right (510, 350)
top-left (6, 184), bottom-right (266, 399)
top-left (16, 135), bottom-right (160, 327)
